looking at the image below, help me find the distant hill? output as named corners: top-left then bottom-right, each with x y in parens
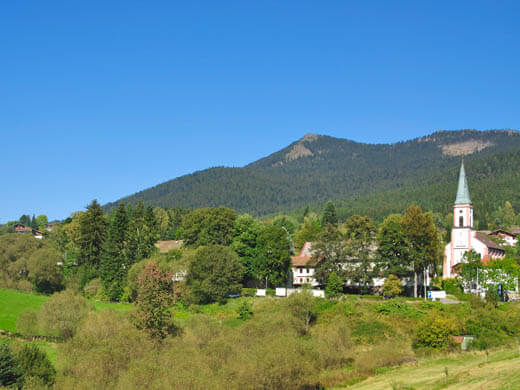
top-left (104, 129), bottom-right (520, 221)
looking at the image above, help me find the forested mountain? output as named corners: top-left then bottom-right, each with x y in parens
top-left (104, 130), bottom-right (520, 220)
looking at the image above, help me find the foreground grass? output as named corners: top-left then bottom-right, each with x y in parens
top-left (0, 288), bottom-right (133, 333)
top-left (338, 348), bottom-right (520, 390)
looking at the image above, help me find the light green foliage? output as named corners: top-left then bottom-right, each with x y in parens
top-left (325, 272), bottom-right (343, 298)
top-left (181, 207), bottom-right (236, 247)
top-left (186, 245), bottom-right (244, 304)
top-left (38, 290), bottom-right (93, 340)
top-left (283, 290), bottom-right (316, 335)
top-left (26, 247), bottom-right (63, 294)
top-left (414, 313), bottom-right (458, 351)
top-left (16, 309), bottom-right (39, 337)
top-left (382, 274), bottom-right (402, 298)
top-left (294, 212), bottom-right (322, 249)
top-left (134, 262), bottom-right (176, 339)
top-left (58, 309), bottom-right (154, 389)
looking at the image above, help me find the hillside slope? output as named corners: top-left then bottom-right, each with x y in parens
top-left (104, 129), bottom-right (520, 218)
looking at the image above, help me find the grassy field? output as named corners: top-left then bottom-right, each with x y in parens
top-left (0, 288), bottom-right (134, 333)
top-left (336, 348), bottom-right (520, 390)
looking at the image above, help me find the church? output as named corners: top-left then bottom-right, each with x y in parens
top-left (443, 159), bottom-right (506, 278)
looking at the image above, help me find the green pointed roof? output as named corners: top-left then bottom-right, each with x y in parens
top-left (455, 159), bottom-right (472, 205)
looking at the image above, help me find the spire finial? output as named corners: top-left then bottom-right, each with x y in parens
top-left (454, 158), bottom-right (471, 204)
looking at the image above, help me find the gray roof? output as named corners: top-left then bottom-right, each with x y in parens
top-left (454, 159), bottom-right (472, 205)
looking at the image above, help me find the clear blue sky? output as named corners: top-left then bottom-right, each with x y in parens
top-left (1, 0), bottom-right (519, 222)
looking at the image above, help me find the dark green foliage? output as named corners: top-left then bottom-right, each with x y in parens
top-left (126, 201), bottom-right (159, 265)
top-left (101, 202), bottom-right (129, 301)
top-left (375, 300), bottom-right (419, 319)
top-left (230, 214), bottom-right (261, 284)
top-left (181, 207), bottom-right (236, 247)
top-left (322, 201), bottom-right (338, 227)
top-left (0, 343), bottom-right (21, 387)
top-left (377, 214), bottom-right (411, 278)
top-left (441, 278), bottom-right (463, 295)
top-left (312, 229), bottom-right (349, 286)
top-left (77, 200), bottom-right (107, 277)
top-left (15, 344), bottom-right (56, 386)
top-left (186, 245), bottom-right (245, 304)
top-left (343, 215), bottom-right (377, 291)
top-left (255, 224), bottom-right (292, 287)
top-left (236, 300), bottom-right (253, 320)
top-left (325, 272), bottom-right (343, 298)
top-left (104, 130), bottom-right (520, 220)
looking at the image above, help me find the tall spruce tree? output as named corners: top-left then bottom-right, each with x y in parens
top-left (77, 200), bottom-right (107, 283)
top-left (127, 201), bottom-right (158, 265)
top-left (322, 201), bottom-right (338, 228)
top-left (101, 202), bottom-right (129, 301)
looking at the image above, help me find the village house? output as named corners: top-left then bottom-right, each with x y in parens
top-left (443, 159), bottom-right (506, 278)
top-left (13, 223), bottom-right (43, 239)
top-left (290, 242), bottom-right (320, 287)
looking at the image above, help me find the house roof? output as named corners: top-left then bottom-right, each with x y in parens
top-left (454, 159), bottom-right (472, 205)
top-left (154, 240), bottom-right (184, 253)
top-left (291, 256), bottom-right (318, 267)
top-left (475, 232), bottom-right (504, 251)
top-left (489, 229), bottom-right (519, 238)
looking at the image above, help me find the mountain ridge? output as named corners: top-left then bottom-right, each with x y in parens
top-left (104, 129), bottom-right (520, 218)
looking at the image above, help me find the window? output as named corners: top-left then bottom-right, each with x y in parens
top-left (459, 216), bottom-right (464, 227)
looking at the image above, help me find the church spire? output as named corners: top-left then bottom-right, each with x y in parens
top-left (454, 157), bottom-right (471, 205)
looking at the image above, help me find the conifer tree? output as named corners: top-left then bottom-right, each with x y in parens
top-left (127, 201), bottom-right (158, 264)
top-left (0, 343), bottom-right (21, 387)
top-left (77, 200), bottom-right (107, 283)
top-left (101, 202), bottom-right (129, 300)
top-left (322, 201), bottom-right (338, 227)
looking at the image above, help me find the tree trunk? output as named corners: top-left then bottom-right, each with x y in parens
top-left (414, 271), bottom-right (418, 298)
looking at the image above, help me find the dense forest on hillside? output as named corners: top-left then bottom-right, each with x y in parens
top-left (104, 130), bottom-right (520, 220)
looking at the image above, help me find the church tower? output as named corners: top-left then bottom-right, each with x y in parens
top-left (443, 158), bottom-right (506, 278)
top-left (444, 158), bottom-right (474, 277)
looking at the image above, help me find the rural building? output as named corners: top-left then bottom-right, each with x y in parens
top-left (290, 242), bottom-right (319, 287)
top-left (13, 224), bottom-right (43, 239)
top-left (443, 159), bottom-right (506, 278)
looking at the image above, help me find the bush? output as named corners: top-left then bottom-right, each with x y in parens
top-left (15, 344), bottom-right (56, 386)
top-left (382, 275), bottom-right (402, 298)
top-left (442, 278), bottom-right (463, 295)
top-left (0, 343), bottom-right (22, 388)
top-left (38, 290), bottom-right (93, 340)
top-left (16, 309), bottom-right (39, 337)
top-left (236, 300), bottom-right (253, 320)
top-left (283, 290), bottom-right (316, 335)
top-left (84, 278), bottom-right (103, 299)
top-left (413, 314), bottom-right (458, 351)
top-left (375, 300), bottom-right (420, 319)
top-left (325, 272), bottom-right (343, 298)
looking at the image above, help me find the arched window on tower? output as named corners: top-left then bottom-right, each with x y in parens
top-left (459, 216), bottom-right (464, 227)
